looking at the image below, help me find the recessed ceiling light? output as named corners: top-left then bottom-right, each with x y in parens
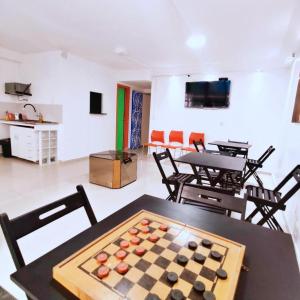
top-left (186, 35), bottom-right (206, 49)
top-left (114, 47), bottom-right (127, 56)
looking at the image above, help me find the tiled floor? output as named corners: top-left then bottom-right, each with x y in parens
top-left (0, 151), bottom-right (286, 299)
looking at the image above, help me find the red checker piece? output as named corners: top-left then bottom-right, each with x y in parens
top-left (115, 250), bottom-right (127, 260)
top-left (97, 266), bottom-right (110, 279)
top-left (120, 240), bottom-right (129, 249)
top-left (141, 219), bottom-right (150, 225)
top-left (128, 228), bottom-right (139, 235)
top-left (116, 262), bottom-right (129, 274)
top-left (159, 224), bottom-right (168, 231)
top-left (135, 247), bottom-right (146, 256)
top-left (149, 234), bottom-right (159, 242)
top-left (96, 252), bottom-right (108, 263)
top-left (130, 236), bottom-right (141, 245)
top-left (141, 226), bottom-right (150, 234)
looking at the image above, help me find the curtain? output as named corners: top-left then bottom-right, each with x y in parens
top-left (130, 91), bottom-right (143, 149)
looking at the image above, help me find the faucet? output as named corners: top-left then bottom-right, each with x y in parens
top-left (23, 103), bottom-right (37, 113)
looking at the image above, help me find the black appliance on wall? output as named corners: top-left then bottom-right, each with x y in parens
top-left (5, 83), bottom-right (32, 96)
top-left (185, 78), bottom-right (231, 108)
top-left (90, 91), bottom-right (103, 114)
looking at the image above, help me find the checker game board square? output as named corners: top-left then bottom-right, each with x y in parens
top-left (114, 277), bottom-right (134, 295)
top-left (138, 273), bottom-right (157, 290)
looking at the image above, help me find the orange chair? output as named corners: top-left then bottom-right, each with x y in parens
top-left (161, 130), bottom-right (184, 156)
top-left (182, 132), bottom-right (205, 152)
top-left (144, 130), bottom-right (165, 153)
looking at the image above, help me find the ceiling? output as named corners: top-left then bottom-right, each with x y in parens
top-left (1, 0), bottom-right (300, 73)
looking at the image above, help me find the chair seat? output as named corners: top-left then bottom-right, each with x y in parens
top-left (163, 173), bottom-right (194, 185)
top-left (144, 142), bottom-right (163, 147)
top-left (161, 144), bottom-right (182, 149)
top-left (181, 146), bottom-right (197, 152)
top-left (246, 185), bottom-right (282, 207)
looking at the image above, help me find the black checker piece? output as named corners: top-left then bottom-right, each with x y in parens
top-left (200, 266), bottom-right (216, 281)
top-left (114, 277), bottom-right (134, 295)
top-left (201, 239), bottom-right (213, 248)
top-left (138, 274), bottom-right (156, 290)
top-left (160, 271), bottom-right (176, 287)
top-left (203, 291), bottom-right (216, 300)
top-left (216, 268), bottom-right (228, 279)
top-left (176, 254), bottom-right (188, 266)
top-left (135, 259), bottom-right (151, 272)
top-left (145, 294), bottom-right (161, 300)
top-left (210, 250), bottom-right (222, 261)
top-left (194, 253), bottom-right (206, 264)
top-left (170, 289), bottom-right (184, 300)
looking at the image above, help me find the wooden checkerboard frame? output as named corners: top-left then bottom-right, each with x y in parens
top-left (53, 210), bottom-right (245, 299)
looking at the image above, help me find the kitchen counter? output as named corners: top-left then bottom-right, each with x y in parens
top-left (0, 120), bottom-right (59, 130)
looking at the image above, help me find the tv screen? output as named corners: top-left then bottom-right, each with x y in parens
top-left (90, 91), bottom-right (102, 114)
top-left (185, 80), bottom-right (231, 108)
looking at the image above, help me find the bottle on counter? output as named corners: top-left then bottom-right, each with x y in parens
top-left (38, 112), bottom-right (44, 123)
top-left (5, 111), bottom-right (9, 121)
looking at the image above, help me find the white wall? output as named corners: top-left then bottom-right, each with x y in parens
top-left (0, 49), bottom-right (117, 160)
top-left (0, 47), bottom-right (23, 140)
top-left (277, 59), bottom-right (300, 263)
top-left (150, 70), bottom-right (290, 171)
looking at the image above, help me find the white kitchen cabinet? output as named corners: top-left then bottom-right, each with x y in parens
top-left (9, 125), bottom-right (58, 165)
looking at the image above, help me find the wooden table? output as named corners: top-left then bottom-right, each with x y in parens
top-left (175, 152), bottom-right (246, 188)
top-left (11, 195), bottom-right (300, 300)
top-left (208, 141), bottom-right (252, 158)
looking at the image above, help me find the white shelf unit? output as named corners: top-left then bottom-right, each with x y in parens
top-left (10, 126), bottom-right (58, 165)
top-left (38, 130), bottom-right (58, 165)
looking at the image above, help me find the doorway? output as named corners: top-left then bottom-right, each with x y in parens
top-left (116, 84), bottom-right (130, 150)
top-left (115, 81), bottom-right (151, 151)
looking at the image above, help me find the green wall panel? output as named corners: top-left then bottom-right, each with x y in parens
top-left (116, 87), bottom-right (125, 150)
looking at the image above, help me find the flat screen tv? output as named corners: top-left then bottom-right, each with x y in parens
top-left (90, 91), bottom-right (102, 114)
top-left (185, 80), bottom-right (231, 108)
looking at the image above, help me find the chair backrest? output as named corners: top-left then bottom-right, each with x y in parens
top-left (193, 140), bottom-right (206, 152)
top-left (151, 130), bottom-right (165, 143)
top-left (273, 165), bottom-right (300, 206)
top-left (153, 149), bottom-right (179, 197)
top-left (169, 130), bottom-right (184, 144)
top-left (189, 132), bottom-right (205, 145)
top-left (177, 184), bottom-right (226, 215)
top-left (0, 185), bottom-right (97, 270)
top-left (228, 139), bottom-right (248, 145)
top-left (243, 146), bottom-right (275, 184)
top-left (257, 146), bottom-right (275, 164)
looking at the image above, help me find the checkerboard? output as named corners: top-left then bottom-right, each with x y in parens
top-left (53, 210), bottom-right (245, 300)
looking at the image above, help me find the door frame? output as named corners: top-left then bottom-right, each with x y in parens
top-left (116, 84), bottom-right (130, 150)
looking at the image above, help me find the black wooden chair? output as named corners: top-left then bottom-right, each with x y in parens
top-left (245, 165), bottom-right (300, 231)
top-left (176, 183), bottom-right (246, 219)
top-left (242, 146), bottom-right (275, 188)
top-left (153, 148), bottom-right (195, 201)
top-left (0, 185), bottom-right (97, 272)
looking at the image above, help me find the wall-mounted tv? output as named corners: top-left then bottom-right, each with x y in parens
top-left (185, 79), bottom-right (231, 108)
top-left (90, 91), bottom-right (102, 114)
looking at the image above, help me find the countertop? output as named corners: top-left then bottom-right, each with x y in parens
top-left (0, 120), bottom-right (59, 130)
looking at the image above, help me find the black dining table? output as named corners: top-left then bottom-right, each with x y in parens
top-left (174, 152), bottom-right (246, 188)
top-left (10, 195), bottom-right (300, 300)
top-left (208, 141), bottom-right (252, 158)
